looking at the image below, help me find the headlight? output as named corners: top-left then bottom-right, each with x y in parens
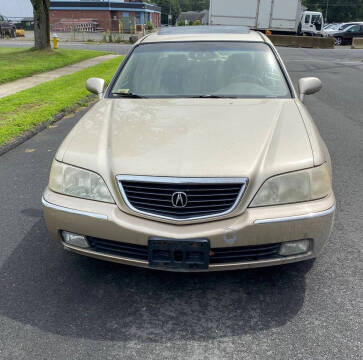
top-left (250, 164), bottom-right (331, 207)
top-left (49, 161), bottom-right (114, 203)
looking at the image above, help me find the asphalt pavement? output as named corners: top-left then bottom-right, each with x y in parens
top-left (0, 46), bottom-right (362, 360)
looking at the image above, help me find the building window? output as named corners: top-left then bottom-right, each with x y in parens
top-left (123, 12), bottom-right (129, 18)
top-left (136, 13), bottom-right (141, 25)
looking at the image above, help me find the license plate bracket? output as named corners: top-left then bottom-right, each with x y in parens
top-left (148, 238), bottom-right (210, 271)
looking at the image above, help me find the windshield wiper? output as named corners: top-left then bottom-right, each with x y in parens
top-left (191, 95), bottom-right (237, 99)
top-left (112, 92), bottom-right (146, 98)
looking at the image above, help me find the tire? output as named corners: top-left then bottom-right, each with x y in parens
top-left (335, 36), bottom-right (343, 46)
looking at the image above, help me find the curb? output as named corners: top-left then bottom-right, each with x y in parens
top-left (0, 95), bottom-right (96, 157)
top-left (267, 34), bottom-right (334, 49)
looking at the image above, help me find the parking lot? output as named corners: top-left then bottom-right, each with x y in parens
top-left (0, 46), bottom-right (362, 359)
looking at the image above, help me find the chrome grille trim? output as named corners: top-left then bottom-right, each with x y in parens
top-left (116, 175), bottom-right (248, 221)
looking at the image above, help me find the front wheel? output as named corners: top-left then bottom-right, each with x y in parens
top-left (335, 36), bottom-right (343, 46)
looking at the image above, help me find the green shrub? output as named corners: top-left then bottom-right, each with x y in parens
top-left (114, 35), bottom-right (122, 43)
top-left (191, 20), bottom-right (201, 26)
top-left (146, 21), bottom-right (154, 31)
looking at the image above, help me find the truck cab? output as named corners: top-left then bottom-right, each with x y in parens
top-left (209, 1), bottom-right (325, 37)
top-left (300, 11), bottom-right (324, 36)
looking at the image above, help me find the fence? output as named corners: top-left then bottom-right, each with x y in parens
top-left (50, 16), bottom-right (141, 34)
top-left (51, 19), bottom-right (100, 33)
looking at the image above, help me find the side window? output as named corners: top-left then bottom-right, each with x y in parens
top-left (304, 15), bottom-right (311, 24)
top-left (311, 15), bottom-right (322, 30)
top-left (311, 15), bottom-right (321, 24)
top-left (348, 25), bottom-right (359, 32)
top-left (341, 24), bottom-right (351, 31)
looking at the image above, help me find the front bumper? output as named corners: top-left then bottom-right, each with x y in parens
top-left (42, 187), bottom-right (335, 271)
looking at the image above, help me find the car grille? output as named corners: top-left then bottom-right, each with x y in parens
top-left (88, 237), bottom-right (148, 261)
top-left (87, 237), bottom-right (281, 264)
top-left (117, 176), bottom-right (248, 221)
top-left (209, 243), bottom-right (281, 264)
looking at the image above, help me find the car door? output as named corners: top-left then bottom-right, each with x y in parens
top-left (301, 13), bottom-right (311, 33)
top-left (311, 14), bottom-right (323, 33)
top-left (344, 25), bottom-right (360, 41)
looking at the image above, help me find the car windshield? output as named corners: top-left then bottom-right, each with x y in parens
top-left (110, 42), bottom-right (291, 99)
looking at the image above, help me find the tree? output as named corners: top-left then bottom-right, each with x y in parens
top-left (30, 0), bottom-right (50, 49)
top-left (148, 0), bottom-right (181, 24)
top-left (147, 1), bottom-right (211, 23)
top-left (302, 0), bottom-right (363, 22)
top-left (179, 0), bottom-right (210, 12)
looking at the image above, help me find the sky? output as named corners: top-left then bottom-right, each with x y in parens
top-left (0, 0), bottom-right (34, 18)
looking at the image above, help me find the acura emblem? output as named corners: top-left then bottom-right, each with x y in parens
top-left (171, 192), bottom-right (188, 208)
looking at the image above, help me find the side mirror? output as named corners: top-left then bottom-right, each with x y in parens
top-left (86, 78), bottom-right (105, 99)
top-left (298, 77), bottom-right (322, 102)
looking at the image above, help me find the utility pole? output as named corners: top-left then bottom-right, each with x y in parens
top-left (169, 0), bottom-right (172, 26)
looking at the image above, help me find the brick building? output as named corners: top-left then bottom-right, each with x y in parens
top-left (49, 0), bottom-right (161, 32)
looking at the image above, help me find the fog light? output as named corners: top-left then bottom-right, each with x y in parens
top-left (62, 231), bottom-right (89, 248)
top-left (279, 239), bottom-right (310, 256)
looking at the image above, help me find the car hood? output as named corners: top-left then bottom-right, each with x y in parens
top-left (58, 98), bottom-right (313, 179)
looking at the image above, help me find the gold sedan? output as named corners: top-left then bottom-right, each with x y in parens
top-left (43, 27), bottom-right (335, 272)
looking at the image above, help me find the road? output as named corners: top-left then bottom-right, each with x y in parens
top-left (0, 47), bottom-right (362, 360)
top-left (1, 38), bottom-right (362, 56)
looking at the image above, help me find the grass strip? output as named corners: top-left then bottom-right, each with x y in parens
top-left (0, 56), bottom-right (123, 147)
top-left (0, 48), bottom-right (109, 85)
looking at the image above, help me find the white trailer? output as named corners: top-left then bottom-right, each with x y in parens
top-left (209, 0), bottom-right (324, 36)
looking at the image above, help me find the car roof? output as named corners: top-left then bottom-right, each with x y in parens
top-left (345, 24), bottom-right (361, 29)
top-left (141, 26), bottom-right (264, 44)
